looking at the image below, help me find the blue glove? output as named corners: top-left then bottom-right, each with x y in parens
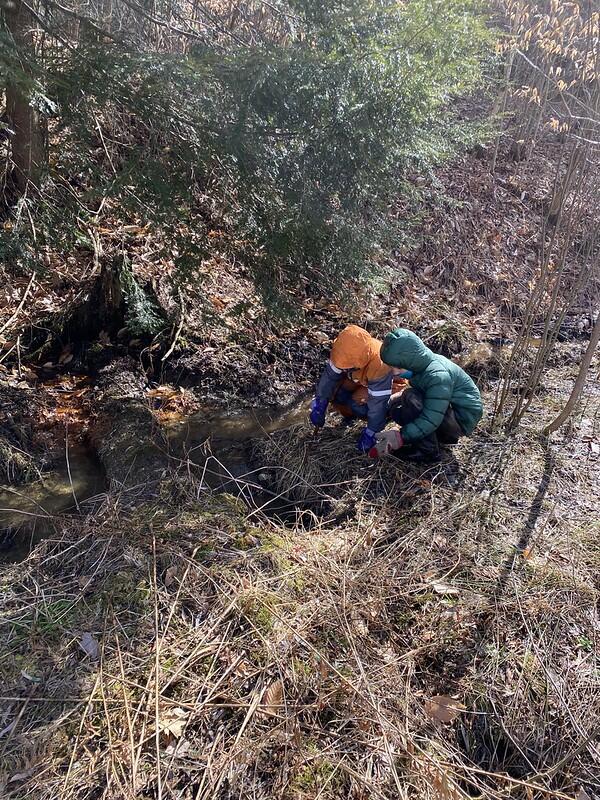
top-left (357, 428), bottom-right (376, 453)
top-left (395, 369), bottom-right (413, 379)
top-left (310, 397), bottom-right (328, 427)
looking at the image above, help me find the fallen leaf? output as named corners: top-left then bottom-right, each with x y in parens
top-left (575, 790), bottom-right (591, 800)
top-left (590, 443), bottom-right (599, 455)
top-left (259, 679), bottom-right (283, 717)
top-left (58, 346), bottom-right (73, 365)
top-left (431, 765), bottom-right (465, 800)
top-left (165, 738), bottom-right (191, 757)
top-left (21, 670), bottom-right (41, 683)
top-left (79, 632), bottom-right (99, 660)
top-left (432, 582), bottom-right (460, 596)
top-left (233, 658), bottom-right (253, 678)
top-left (309, 330), bottom-right (330, 345)
top-left (424, 695), bottom-right (465, 724)
top-left (159, 707), bottom-right (188, 738)
top-left (351, 609), bottom-right (369, 636)
top-left (9, 769), bottom-right (34, 783)
top-left (148, 385), bottom-right (179, 401)
top-left (164, 565), bottom-right (179, 587)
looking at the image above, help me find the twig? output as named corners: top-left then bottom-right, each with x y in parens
top-left (65, 426), bottom-right (80, 513)
top-left (161, 287), bottom-right (185, 363)
top-left (0, 272), bottom-right (36, 338)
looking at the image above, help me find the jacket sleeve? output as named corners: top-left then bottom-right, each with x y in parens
top-left (366, 373), bottom-right (393, 434)
top-left (316, 359), bottom-right (344, 401)
top-left (401, 366), bottom-right (453, 442)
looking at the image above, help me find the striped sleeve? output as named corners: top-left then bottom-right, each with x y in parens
top-left (366, 373), bottom-right (393, 433)
top-left (316, 359), bottom-right (344, 401)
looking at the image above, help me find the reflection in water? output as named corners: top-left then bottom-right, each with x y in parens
top-left (0, 445), bottom-right (105, 563)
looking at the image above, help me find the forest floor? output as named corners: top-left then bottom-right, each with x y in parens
top-left (0, 102), bottom-right (599, 798)
top-left (0, 344), bottom-right (598, 799)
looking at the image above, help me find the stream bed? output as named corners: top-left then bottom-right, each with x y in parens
top-left (0, 395), bottom-right (312, 563)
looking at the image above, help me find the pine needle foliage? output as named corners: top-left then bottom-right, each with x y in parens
top-left (119, 255), bottom-right (166, 336)
top-left (2, 0), bottom-right (493, 307)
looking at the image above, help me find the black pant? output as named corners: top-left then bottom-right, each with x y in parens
top-left (388, 388), bottom-right (463, 458)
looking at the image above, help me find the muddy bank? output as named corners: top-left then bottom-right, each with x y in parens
top-left (89, 358), bottom-right (170, 495)
top-left (0, 330), bottom-right (593, 563)
top-left (0, 382), bottom-right (52, 485)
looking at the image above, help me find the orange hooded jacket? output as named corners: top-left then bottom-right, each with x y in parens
top-left (330, 325), bottom-right (391, 386)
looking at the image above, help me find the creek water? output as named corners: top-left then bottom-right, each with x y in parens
top-left (0, 444), bottom-right (105, 563)
top-left (0, 395), bottom-right (312, 563)
top-left (170, 397), bottom-right (310, 441)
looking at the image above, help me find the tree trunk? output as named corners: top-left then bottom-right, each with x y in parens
top-left (4, 0), bottom-right (44, 193)
top-left (543, 312), bottom-right (600, 436)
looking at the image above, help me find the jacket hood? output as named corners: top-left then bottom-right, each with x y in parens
top-left (330, 325), bottom-right (378, 370)
top-left (380, 329), bottom-right (435, 372)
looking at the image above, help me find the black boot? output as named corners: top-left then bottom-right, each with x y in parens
top-left (404, 434), bottom-right (441, 463)
top-left (403, 448), bottom-right (442, 464)
top-left (391, 443), bottom-right (419, 460)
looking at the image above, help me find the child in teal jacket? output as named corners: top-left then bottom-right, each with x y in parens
top-left (372, 328), bottom-right (483, 462)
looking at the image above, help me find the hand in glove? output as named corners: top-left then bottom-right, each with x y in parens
top-left (309, 397), bottom-right (329, 427)
top-left (368, 428), bottom-right (403, 458)
top-left (357, 428), bottom-right (376, 453)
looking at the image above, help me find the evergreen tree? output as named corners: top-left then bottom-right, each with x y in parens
top-left (1, 0), bottom-right (492, 314)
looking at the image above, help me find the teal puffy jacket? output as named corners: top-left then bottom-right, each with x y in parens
top-left (380, 329), bottom-right (483, 442)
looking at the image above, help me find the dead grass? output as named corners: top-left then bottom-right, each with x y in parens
top-left (0, 361), bottom-right (599, 800)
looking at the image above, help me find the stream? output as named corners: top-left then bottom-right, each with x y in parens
top-left (0, 444), bottom-right (105, 563)
top-left (0, 395), bottom-right (312, 563)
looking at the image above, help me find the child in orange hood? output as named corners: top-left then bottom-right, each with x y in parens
top-left (310, 325), bottom-right (401, 452)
